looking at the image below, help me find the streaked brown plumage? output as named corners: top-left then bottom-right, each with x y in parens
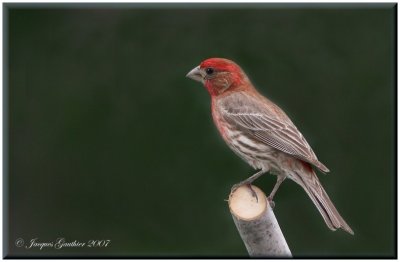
top-left (187, 58), bottom-right (353, 235)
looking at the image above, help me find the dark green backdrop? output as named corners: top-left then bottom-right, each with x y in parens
top-left (5, 4), bottom-right (396, 257)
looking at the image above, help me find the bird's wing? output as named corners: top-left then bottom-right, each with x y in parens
top-left (218, 92), bottom-right (329, 173)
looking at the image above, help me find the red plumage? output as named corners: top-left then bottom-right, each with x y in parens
top-left (187, 58), bottom-right (353, 235)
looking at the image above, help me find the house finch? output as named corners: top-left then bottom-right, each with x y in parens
top-left (186, 58), bottom-right (353, 235)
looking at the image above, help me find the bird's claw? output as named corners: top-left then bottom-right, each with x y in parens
top-left (267, 196), bottom-right (275, 209)
top-left (247, 184), bottom-right (258, 202)
top-left (230, 183), bottom-right (240, 194)
top-left (231, 183), bottom-right (259, 203)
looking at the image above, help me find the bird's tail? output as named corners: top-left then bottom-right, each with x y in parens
top-left (290, 168), bottom-right (354, 235)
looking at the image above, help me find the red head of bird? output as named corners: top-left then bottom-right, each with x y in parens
top-left (186, 58), bottom-right (253, 97)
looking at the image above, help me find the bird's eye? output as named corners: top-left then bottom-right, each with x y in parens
top-left (205, 67), bottom-right (214, 75)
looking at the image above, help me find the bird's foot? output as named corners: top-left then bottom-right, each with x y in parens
top-left (247, 184), bottom-right (259, 202)
top-left (230, 182), bottom-right (258, 202)
top-left (267, 196), bottom-right (275, 209)
top-left (230, 182), bottom-right (242, 195)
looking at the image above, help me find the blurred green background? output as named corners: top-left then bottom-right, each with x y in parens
top-left (5, 4), bottom-right (395, 257)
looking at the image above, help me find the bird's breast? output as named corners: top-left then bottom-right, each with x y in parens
top-left (211, 100), bottom-right (231, 141)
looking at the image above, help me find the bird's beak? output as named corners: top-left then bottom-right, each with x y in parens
top-left (186, 66), bottom-right (204, 83)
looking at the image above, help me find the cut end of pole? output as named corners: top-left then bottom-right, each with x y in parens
top-left (229, 185), bottom-right (268, 221)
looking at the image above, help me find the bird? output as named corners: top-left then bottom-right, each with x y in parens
top-left (186, 58), bottom-right (353, 235)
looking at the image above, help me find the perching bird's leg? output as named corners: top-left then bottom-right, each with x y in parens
top-left (231, 169), bottom-right (268, 201)
top-left (267, 176), bottom-right (286, 209)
